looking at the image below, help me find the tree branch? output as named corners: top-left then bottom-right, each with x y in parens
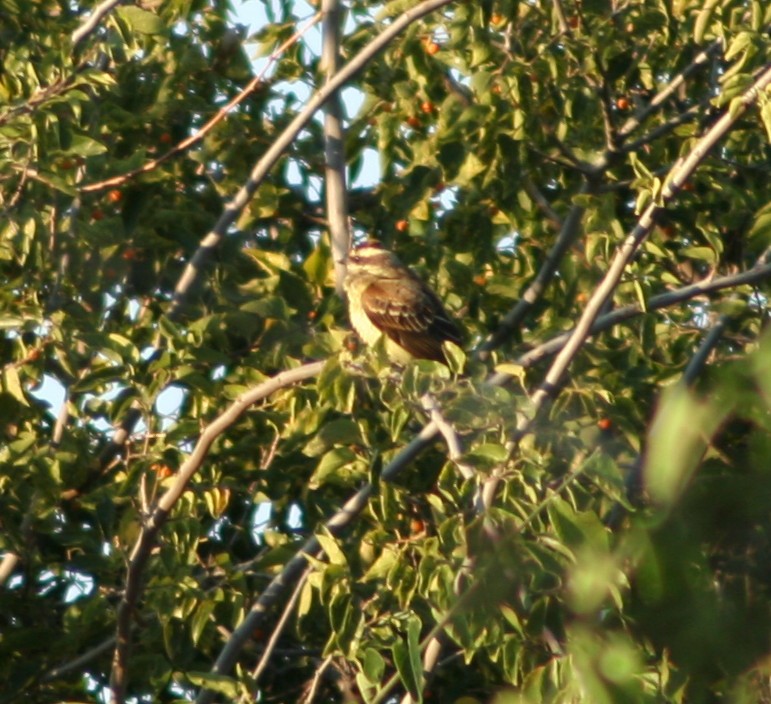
top-left (248, 567), bottom-right (312, 692)
top-left (44, 634), bottom-right (117, 681)
top-left (321, 0), bottom-right (351, 295)
top-left (616, 39), bottom-right (723, 143)
top-left (109, 360), bottom-right (324, 704)
top-left (477, 186), bottom-right (588, 359)
top-left (71, 0), bottom-right (124, 49)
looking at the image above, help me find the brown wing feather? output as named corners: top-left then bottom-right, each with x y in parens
top-left (361, 278), bottom-right (462, 362)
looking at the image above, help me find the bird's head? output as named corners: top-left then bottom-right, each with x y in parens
top-left (345, 240), bottom-right (402, 279)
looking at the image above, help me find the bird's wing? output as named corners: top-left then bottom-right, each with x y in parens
top-left (360, 277), bottom-right (461, 362)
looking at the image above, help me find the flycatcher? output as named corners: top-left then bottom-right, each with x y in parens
top-left (343, 240), bottom-right (462, 364)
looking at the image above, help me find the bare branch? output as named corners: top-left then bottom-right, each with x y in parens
top-left (420, 394), bottom-right (474, 480)
top-left (477, 188), bottom-right (588, 359)
top-left (616, 39), bottom-right (723, 143)
top-left (249, 567), bottom-right (312, 689)
top-left (44, 634), bottom-right (117, 681)
top-left (169, 0), bottom-right (455, 318)
top-left (71, 0), bottom-right (124, 49)
top-left (682, 313), bottom-right (728, 386)
top-left (300, 655), bottom-right (333, 704)
top-left (321, 0), bottom-right (351, 295)
top-left (109, 361), bottom-right (324, 704)
top-left (504, 259), bottom-right (771, 377)
top-left (523, 178), bottom-right (563, 230)
top-left (622, 99), bottom-right (707, 155)
top-left (196, 421), bottom-right (441, 704)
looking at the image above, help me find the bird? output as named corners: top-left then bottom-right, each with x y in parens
top-left (343, 240), bottom-right (462, 364)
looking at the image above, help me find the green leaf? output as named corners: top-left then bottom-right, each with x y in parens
top-left (116, 6), bottom-right (165, 35)
top-left (303, 419), bottom-right (362, 457)
top-left (316, 527), bottom-right (348, 567)
top-left (185, 672), bottom-right (240, 699)
top-left (362, 546), bottom-right (399, 582)
top-left (2, 366), bottom-right (28, 407)
top-left (644, 384), bottom-right (732, 506)
top-left (360, 647), bottom-right (386, 683)
top-left (392, 614), bottom-right (423, 701)
top-left (760, 96), bottom-right (771, 142)
top-left (190, 600), bottom-right (214, 646)
top-left (547, 496), bottom-right (609, 552)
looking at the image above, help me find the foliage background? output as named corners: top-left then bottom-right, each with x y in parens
top-left (0, 0), bottom-right (770, 702)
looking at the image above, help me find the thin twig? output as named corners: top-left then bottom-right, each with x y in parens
top-left (523, 178), bottom-right (563, 230)
top-left (622, 99), bottom-right (707, 154)
top-left (301, 655), bottom-right (334, 704)
top-left (682, 313), bottom-right (728, 386)
top-left (477, 185), bottom-right (589, 359)
top-left (420, 394), bottom-right (474, 480)
top-left (249, 567), bottom-right (312, 687)
top-left (479, 39), bottom-right (724, 359)
top-left (44, 635), bottom-right (117, 681)
top-left (195, 420), bottom-right (440, 704)
top-left (616, 39), bottom-right (723, 143)
top-left (81, 12), bottom-right (323, 194)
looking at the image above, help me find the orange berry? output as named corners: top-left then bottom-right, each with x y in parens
top-left (395, 219), bottom-right (409, 232)
top-left (107, 189), bottom-right (123, 204)
top-left (91, 208), bottom-right (105, 221)
top-left (597, 418), bottom-right (612, 431)
top-left (159, 132), bottom-right (173, 144)
top-left (150, 462), bottom-right (173, 477)
top-left (568, 15), bottom-right (580, 28)
top-left (491, 12), bottom-right (504, 26)
top-left (410, 518), bottom-right (426, 534)
top-left (420, 100), bottom-right (435, 114)
top-left (616, 97), bottom-right (630, 110)
top-left (473, 274), bottom-right (487, 286)
top-left (406, 115), bottom-right (421, 128)
top-left (425, 41), bottom-right (440, 55)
